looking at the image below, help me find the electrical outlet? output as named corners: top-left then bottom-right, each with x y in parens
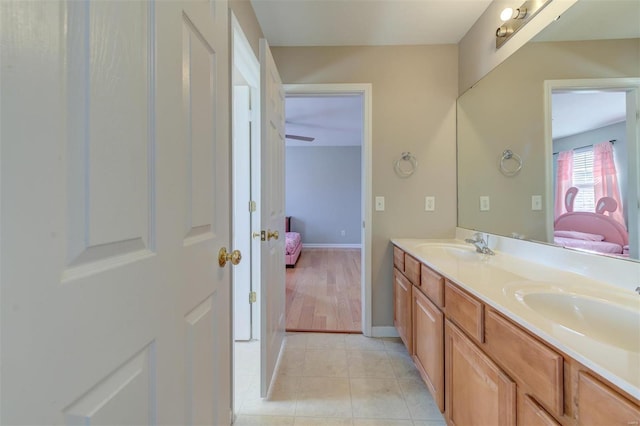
top-left (425, 196), bottom-right (435, 211)
top-left (375, 196), bottom-right (385, 211)
top-left (340, 230), bottom-right (346, 236)
top-left (532, 195), bottom-right (542, 211)
top-left (480, 196), bottom-right (490, 211)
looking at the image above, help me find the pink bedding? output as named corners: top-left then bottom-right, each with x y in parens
top-left (286, 232), bottom-right (301, 255)
top-left (553, 236), bottom-right (623, 254)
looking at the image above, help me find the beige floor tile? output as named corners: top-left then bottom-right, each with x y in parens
top-left (293, 416), bottom-right (354, 425)
top-left (398, 377), bottom-right (444, 421)
top-left (233, 414), bottom-right (296, 425)
top-left (302, 349), bottom-right (349, 377)
top-left (347, 350), bottom-right (395, 378)
top-left (295, 377), bottom-right (353, 418)
top-left (305, 333), bottom-right (347, 350)
top-left (382, 338), bottom-right (408, 353)
top-left (345, 334), bottom-right (387, 351)
top-left (352, 419), bottom-right (414, 426)
top-left (387, 351), bottom-right (422, 380)
top-left (412, 420), bottom-right (447, 426)
top-left (239, 376), bottom-right (300, 417)
top-left (278, 348), bottom-right (306, 377)
top-left (285, 333), bottom-right (308, 349)
top-left (350, 378), bottom-right (410, 419)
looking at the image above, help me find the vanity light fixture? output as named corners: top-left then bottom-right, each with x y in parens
top-left (496, 0), bottom-right (551, 49)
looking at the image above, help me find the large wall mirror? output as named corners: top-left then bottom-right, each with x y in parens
top-left (457, 0), bottom-right (640, 261)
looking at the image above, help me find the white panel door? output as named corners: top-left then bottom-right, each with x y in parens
top-left (259, 38), bottom-right (286, 397)
top-left (0, 1), bottom-right (233, 425)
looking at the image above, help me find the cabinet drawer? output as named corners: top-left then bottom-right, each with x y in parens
top-left (393, 246), bottom-right (405, 272)
top-left (444, 281), bottom-right (483, 343)
top-left (577, 372), bottom-right (640, 425)
top-left (485, 308), bottom-right (564, 418)
top-left (420, 264), bottom-right (444, 308)
top-left (404, 254), bottom-right (421, 285)
top-left (521, 394), bottom-right (560, 426)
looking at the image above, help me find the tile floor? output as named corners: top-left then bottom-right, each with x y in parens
top-left (234, 332), bottom-right (447, 426)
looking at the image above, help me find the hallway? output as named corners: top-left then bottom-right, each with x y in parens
top-left (234, 333), bottom-right (446, 425)
top-left (286, 249), bottom-right (362, 333)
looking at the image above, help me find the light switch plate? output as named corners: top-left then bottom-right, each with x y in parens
top-left (375, 196), bottom-right (385, 211)
top-left (532, 195), bottom-right (542, 211)
top-left (480, 196), bottom-right (490, 211)
top-left (425, 196), bottom-right (435, 211)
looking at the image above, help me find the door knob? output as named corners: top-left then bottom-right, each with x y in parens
top-left (267, 230), bottom-right (279, 240)
top-left (218, 247), bottom-right (242, 267)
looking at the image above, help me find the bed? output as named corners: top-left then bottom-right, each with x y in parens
top-left (554, 192), bottom-right (629, 256)
top-left (285, 216), bottom-right (302, 267)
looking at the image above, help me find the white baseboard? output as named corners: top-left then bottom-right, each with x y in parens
top-left (371, 326), bottom-right (399, 338)
top-left (302, 243), bottom-right (362, 249)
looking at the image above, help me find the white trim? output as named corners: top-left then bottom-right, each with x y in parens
top-left (284, 83), bottom-right (373, 337)
top-left (371, 327), bottom-right (399, 338)
top-left (302, 243), bottom-right (362, 249)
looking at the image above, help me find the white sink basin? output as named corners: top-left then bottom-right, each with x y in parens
top-left (517, 291), bottom-right (640, 353)
top-left (414, 243), bottom-right (480, 261)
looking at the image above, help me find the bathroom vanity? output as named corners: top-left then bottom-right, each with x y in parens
top-left (392, 236), bottom-right (640, 425)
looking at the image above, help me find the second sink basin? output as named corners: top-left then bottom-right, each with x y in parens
top-left (517, 291), bottom-right (640, 353)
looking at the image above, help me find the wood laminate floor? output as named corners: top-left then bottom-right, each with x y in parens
top-left (286, 248), bottom-right (361, 333)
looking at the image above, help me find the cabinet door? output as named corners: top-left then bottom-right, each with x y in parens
top-left (413, 288), bottom-right (444, 412)
top-left (577, 372), bottom-right (640, 425)
top-left (521, 394), bottom-right (560, 426)
top-left (394, 268), bottom-right (412, 352)
top-left (445, 320), bottom-right (516, 426)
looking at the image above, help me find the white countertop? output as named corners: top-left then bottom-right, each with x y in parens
top-left (391, 237), bottom-right (640, 400)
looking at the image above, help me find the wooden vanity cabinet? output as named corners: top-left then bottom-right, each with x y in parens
top-left (393, 267), bottom-right (413, 352)
top-left (445, 319), bottom-right (516, 426)
top-left (412, 287), bottom-right (444, 412)
top-left (521, 394), bottom-right (561, 426)
top-left (484, 308), bottom-right (564, 418)
top-left (577, 371), bottom-right (640, 425)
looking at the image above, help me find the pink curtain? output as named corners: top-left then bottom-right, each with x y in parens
top-left (555, 150), bottom-right (573, 219)
top-left (593, 141), bottom-right (626, 228)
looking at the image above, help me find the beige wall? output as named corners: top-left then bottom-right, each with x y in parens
top-left (271, 46), bottom-right (458, 327)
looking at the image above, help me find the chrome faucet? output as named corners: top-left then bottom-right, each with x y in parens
top-left (635, 286), bottom-right (640, 295)
top-left (465, 232), bottom-right (495, 255)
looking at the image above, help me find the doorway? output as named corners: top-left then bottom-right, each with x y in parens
top-left (284, 84), bottom-right (373, 336)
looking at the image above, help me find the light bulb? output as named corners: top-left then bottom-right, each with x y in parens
top-left (500, 7), bottom-right (514, 21)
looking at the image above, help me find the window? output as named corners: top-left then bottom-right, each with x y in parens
top-left (572, 147), bottom-right (595, 212)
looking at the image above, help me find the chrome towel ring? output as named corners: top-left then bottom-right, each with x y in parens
top-left (499, 149), bottom-right (522, 177)
top-left (394, 152), bottom-right (417, 178)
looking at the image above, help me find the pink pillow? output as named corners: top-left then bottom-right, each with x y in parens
top-left (553, 230), bottom-right (605, 241)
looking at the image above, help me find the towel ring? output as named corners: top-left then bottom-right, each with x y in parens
top-left (499, 149), bottom-right (522, 177)
top-left (394, 152), bottom-right (417, 178)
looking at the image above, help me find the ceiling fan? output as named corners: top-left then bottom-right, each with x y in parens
top-left (285, 133), bottom-right (315, 142)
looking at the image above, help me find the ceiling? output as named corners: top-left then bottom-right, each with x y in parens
top-left (251, 0), bottom-right (493, 47)
top-left (552, 91), bottom-right (627, 140)
top-left (286, 95), bottom-right (363, 147)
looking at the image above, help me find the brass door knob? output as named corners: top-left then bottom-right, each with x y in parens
top-left (218, 247), bottom-right (242, 267)
top-left (267, 230), bottom-right (279, 240)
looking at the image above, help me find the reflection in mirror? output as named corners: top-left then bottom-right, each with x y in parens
top-left (551, 87), bottom-right (637, 259)
top-left (456, 0), bottom-right (640, 261)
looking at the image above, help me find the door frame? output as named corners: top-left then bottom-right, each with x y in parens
top-left (283, 83), bottom-right (373, 336)
top-left (231, 13), bottom-right (261, 341)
